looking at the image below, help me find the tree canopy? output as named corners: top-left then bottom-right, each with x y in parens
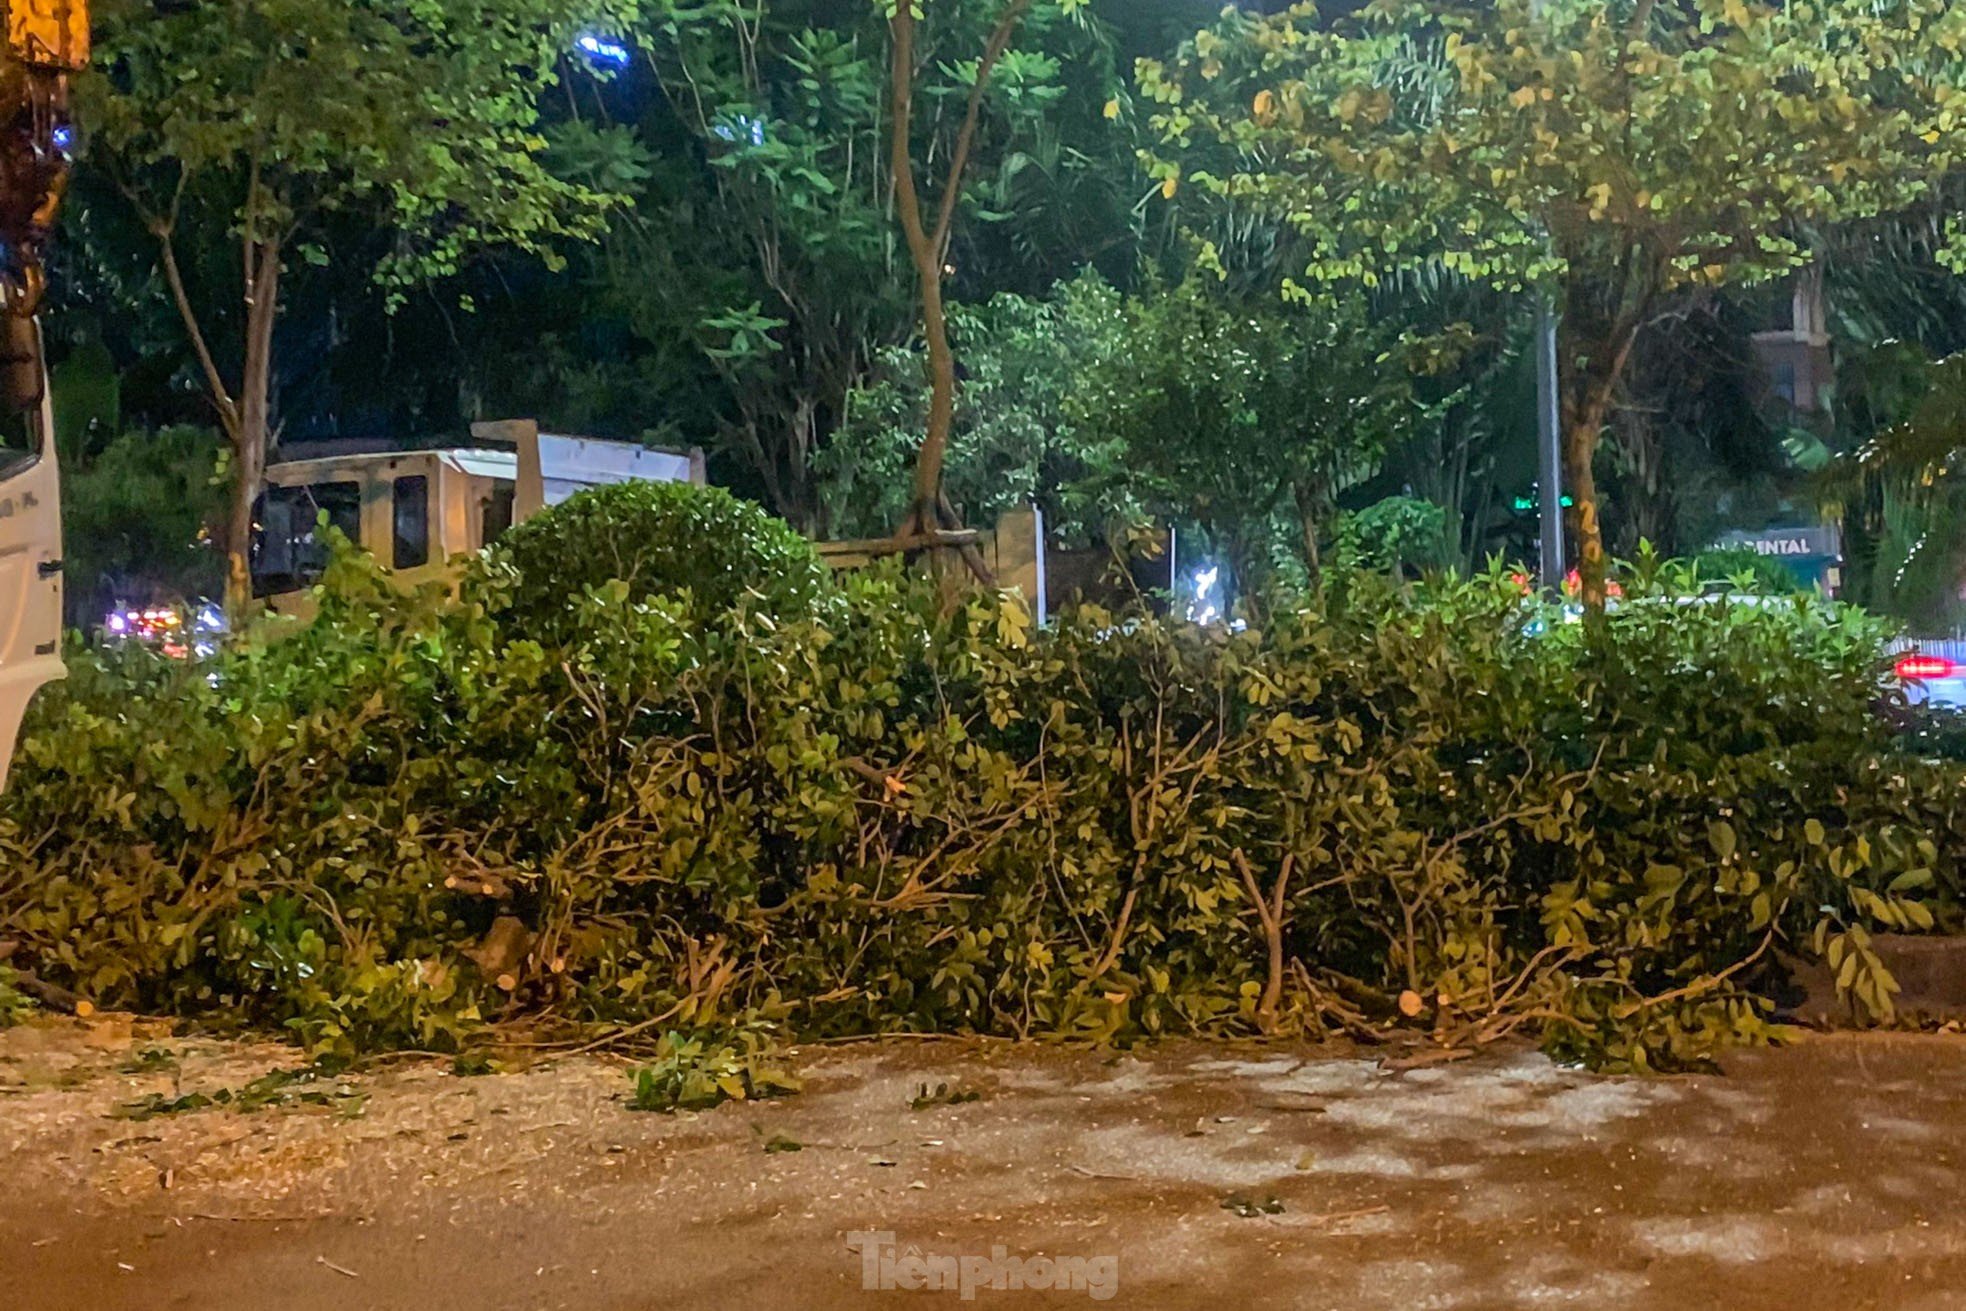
top-left (81, 0), bottom-right (642, 604)
top-left (1141, 0), bottom-right (1966, 605)
top-left (33, 0), bottom-right (1966, 628)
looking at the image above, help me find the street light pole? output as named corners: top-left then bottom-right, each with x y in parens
top-left (1536, 297), bottom-right (1565, 589)
top-left (1525, 0), bottom-right (1564, 591)
top-left (1526, 0), bottom-right (1566, 592)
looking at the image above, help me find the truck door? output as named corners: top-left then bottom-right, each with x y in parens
top-left (0, 333), bottom-right (61, 792)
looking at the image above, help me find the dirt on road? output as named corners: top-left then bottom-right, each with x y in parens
top-left (1, 1017), bottom-right (1963, 1310)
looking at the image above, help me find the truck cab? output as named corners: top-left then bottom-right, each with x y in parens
top-left (0, 377), bottom-right (61, 793)
top-left (254, 447), bottom-right (519, 609)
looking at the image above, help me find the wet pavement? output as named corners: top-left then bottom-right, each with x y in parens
top-left (2, 1019), bottom-right (1963, 1309)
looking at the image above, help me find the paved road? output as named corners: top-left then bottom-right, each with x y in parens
top-left (3, 1020), bottom-right (1964, 1309)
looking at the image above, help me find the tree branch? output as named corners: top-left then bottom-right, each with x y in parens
top-left (156, 231), bottom-right (240, 440)
top-left (889, 5), bottom-right (931, 269)
top-left (931, 0), bottom-right (1033, 258)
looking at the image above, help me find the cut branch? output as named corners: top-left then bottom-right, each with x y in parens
top-left (1232, 848), bottom-right (1295, 1034)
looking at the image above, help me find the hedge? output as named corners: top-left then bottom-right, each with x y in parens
top-left (1, 534), bottom-right (1961, 1071)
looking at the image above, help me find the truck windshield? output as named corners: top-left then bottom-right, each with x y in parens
top-left (252, 481), bottom-right (362, 597)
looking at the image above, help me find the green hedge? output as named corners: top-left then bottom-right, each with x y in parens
top-left (2, 542), bottom-right (1961, 1070)
top-left (485, 480), bottom-right (835, 640)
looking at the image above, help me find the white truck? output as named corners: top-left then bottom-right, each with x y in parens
top-left (252, 419), bottom-right (705, 612)
top-left (0, 0), bottom-right (92, 791)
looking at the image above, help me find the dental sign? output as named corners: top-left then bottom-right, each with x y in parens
top-left (1716, 526), bottom-right (1841, 561)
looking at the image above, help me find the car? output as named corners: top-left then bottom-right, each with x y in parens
top-left (1896, 647), bottom-right (1966, 711)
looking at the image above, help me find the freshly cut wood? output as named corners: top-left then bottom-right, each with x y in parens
top-left (8, 968), bottom-right (93, 1017)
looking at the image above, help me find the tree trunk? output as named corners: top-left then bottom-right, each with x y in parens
top-left (223, 432), bottom-right (261, 612)
top-left (225, 239), bottom-right (282, 614)
top-left (154, 216), bottom-right (284, 618)
top-left (1558, 318), bottom-right (1641, 615)
top-left (1293, 477), bottom-right (1325, 579)
top-left (1231, 849), bottom-right (1294, 1036)
top-left (909, 247), bottom-right (957, 526)
top-left (1222, 524), bottom-right (1266, 623)
top-left (1561, 383), bottom-right (1611, 612)
top-left (887, 0), bottom-right (1029, 539)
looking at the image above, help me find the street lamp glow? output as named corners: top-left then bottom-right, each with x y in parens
top-left (576, 34), bottom-right (631, 67)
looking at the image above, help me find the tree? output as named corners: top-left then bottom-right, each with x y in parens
top-left (81, 0), bottom-right (638, 609)
top-left (607, 9), bottom-right (908, 529)
top-left (61, 426), bottom-right (227, 626)
top-left (1075, 280), bottom-right (1415, 606)
top-left (1821, 347), bottom-right (1966, 628)
top-left (1332, 496), bottom-right (1455, 577)
top-left (514, 1), bottom-right (1131, 532)
top-left (1141, 0), bottom-right (1966, 608)
top-left (816, 275), bottom-right (1136, 540)
top-left (883, 0), bottom-right (1090, 553)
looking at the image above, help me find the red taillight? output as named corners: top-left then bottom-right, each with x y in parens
top-left (1897, 654), bottom-right (1959, 681)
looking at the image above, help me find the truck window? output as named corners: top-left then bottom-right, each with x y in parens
top-left (252, 481), bottom-right (362, 597)
top-left (481, 483), bottom-right (515, 548)
top-left (0, 410), bottom-right (34, 481)
top-left (393, 475), bottom-right (430, 569)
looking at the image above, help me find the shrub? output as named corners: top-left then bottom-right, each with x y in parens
top-left (1900, 707), bottom-right (1966, 764)
top-left (2, 548), bottom-right (1960, 1071)
top-left (483, 481), bottom-right (834, 640)
top-left (1688, 546), bottom-right (1804, 595)
top-left (1331, 496), bottom-right (1453, 575)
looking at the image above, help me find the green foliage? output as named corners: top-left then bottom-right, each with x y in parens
top-left (1820, 349), bottom-right (1966, 630)
top-left (1140, 0), bottom-right (1966, 301)
top-left (1901, 709), bottom-right (1966, 764)
top-left (487, 481), bottom-right (835, 640)
top-left (820, 273), bottom-right (1422, 572)
top-left (1333, 497), bottom-right (1454, 576)
top-left (50, 335), bottom-right (124, 464)
top-left (1139, 0), bottom-right (1966, 603)
top-left (819, 276), bottom-right (1135, 541)
top-left (0, 967), bottom-right (30, 1029)
top-left (1687, 547), bottom-right (1805, 596)
top-left (630, 1027), bottom-right (802, 1113)
top-left (80, 0), bottom-right (653, 605)
top-left (83, 0), bottom-right (634, 298)
top-left (524, 0), bottom-right (1136, 526)
top-left (1073, 281), bottom-right (1417, 598)
top-left (60, 426), bottom-right (226, 619)
top-left (121, 1047), bottom-right (179, 1075)
top-left (112, 1066), bottom-right (368, 1121)
top-left (2, 540), bottom-right (1962, 1073)
top-left (910, 1081), bottom-right (983, 1109)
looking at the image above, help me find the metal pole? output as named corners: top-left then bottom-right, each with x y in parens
top-left (1536, 297), bottom-right (1565, 589)
top-left (1528, 0), bottom-right (1565, 593)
